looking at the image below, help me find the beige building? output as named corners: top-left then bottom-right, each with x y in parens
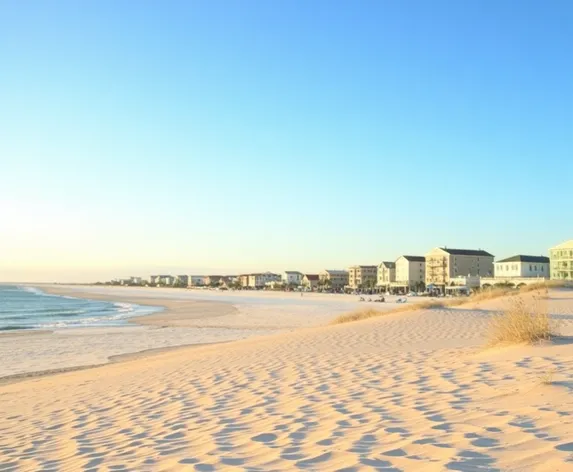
top-left (347, 265), bottom-right (377, 290)
top-left (239, 274), bottom-right (250, 287)
top-left (376, 262), bottom-right (396, 288)
top-left (394, 256), bottom-right (425, 291)
top-left (425, 247), bottom-right (494, 291)
top-left (550, 240), bottom-right (573, 280)
top-left (301, 274), bottom-right (320, 291)
top-left (246, 272), bottom-right (281, 288)
top-left (319, 270), bottom-right (349, 290)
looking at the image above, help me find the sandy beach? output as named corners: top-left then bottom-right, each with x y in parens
top-left (0, 285), bottom-right (379, 379)
top-left (1, 287), bottom-right (573, 471)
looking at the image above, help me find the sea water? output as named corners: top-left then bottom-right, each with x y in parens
top-left (0, 285), bottom-right (162, 330)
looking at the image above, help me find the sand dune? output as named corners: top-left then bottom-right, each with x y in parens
top-left (1, 289), bottom-right (572, 471)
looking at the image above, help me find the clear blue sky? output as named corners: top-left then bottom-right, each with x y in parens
top-left (1, 0), bottom-right (572, 282)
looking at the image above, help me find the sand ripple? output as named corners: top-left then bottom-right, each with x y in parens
top-left (1, 291), bottom-right (573, 471)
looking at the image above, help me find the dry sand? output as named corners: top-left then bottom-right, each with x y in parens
top-left (1, 288), bottom-right (572, 471)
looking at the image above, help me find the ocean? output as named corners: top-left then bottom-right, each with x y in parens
top-left (0, 285), bottom-right (162, 331)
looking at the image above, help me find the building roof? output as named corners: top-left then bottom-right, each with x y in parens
top-left (323, 269), bottom-right (348, 275)
top-left (401, 255), bottom-right (425, 262)
top-left (284, 270), bottom-right (303, 274)
top-left (379, 261), bottom-right (396, 268)
top-left (304, 274), bottom-right (320, 281)
top-left (552, 239), bottom-right (573, 249)
top-left (497, 255), bottom-right (550, 263)
top-left (440, 248), bottom-right (494, 257)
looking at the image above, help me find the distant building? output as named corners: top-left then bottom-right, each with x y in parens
top-left (301, 274), bottom-right (320, 291)
top-left (319, 270), bottom-right (349, 290)
top-left (156, 275), bottom-right (175, 286)
top-left (495, 255), bottom-right (549, 278)
top-left (425, 247), bottom-right (494, 292)
top-left (394, 256), bottom-right (425, 292)
top-left (148, 275), bottom-right (159, 285)
top-left (205, 275), bottom-right (224, 286)
top-left (174, 275), bottom-right (189, 286)
top-left (550, 240), bottom-right (573, 280)
top-left (445, 275), bottom-right (481, 295)
top-left (188, 275), bottom-right (207, 287)
top-left (347, 265), bottom-right (377, 290)
top-left (376, 261), bottom-right (396, 289)
top-left (245, 272), bottom-right (281, 288)
top-left (218, 276), bottom-right (238, 289)
top-left (239, 274), bottom-right (250, 288)
top-left (282, 271), bottom-right (303, 286)
top-left (129, 277), bottom-right (142, 285)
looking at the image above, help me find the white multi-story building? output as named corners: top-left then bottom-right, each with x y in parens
top-left (376, 261), bottom-right (396, 288)
top-left (157, 275), bottom-right (175, 286)
top-left (394, 255), bottom-right (425, 291)
top-left (495, 255), bottom-right (550, 278)
top-left (282, 271), bottom-right (303, 285)
top-left (247, 272), bottom-right (281, 288)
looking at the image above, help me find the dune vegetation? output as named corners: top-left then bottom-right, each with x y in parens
top-left (332, 281), bottom-right (569, 325)
top-left (487, 297), bottom-right (557, 346)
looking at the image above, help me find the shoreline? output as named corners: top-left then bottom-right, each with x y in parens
top-left (0, 286), bottom-right (286, 381)
top-left (1, 284), bottom-right (364, 381)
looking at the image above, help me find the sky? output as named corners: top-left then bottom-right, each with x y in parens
top-left (1, 0), bottom-right (572, 282)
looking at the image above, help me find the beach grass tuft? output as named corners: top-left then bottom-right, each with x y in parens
top-left (332, 281), bottom-right (570, 325)
top-left (486, 297), bottom-right (556, 347)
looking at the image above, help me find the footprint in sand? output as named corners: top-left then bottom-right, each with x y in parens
top-left (251, 433), bottom-right (277, 443)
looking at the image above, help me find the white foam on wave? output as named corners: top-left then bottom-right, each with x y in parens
top-left (36, 303), bottom-right (163, 329)
top-left (19, 286), bottom-right (44, 296)
top-left (17, 286), bottom-right (79, 300)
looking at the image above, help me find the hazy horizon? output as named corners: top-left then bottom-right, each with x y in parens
top-left (2, 1), bottom-right (572, 283)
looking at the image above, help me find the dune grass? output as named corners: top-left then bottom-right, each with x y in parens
top-left (486, 297), bottom-right (556, 347)
top-left (332, 301), bottom-right (448, 324)
top-left (332, 281), bottom-right (567, 325)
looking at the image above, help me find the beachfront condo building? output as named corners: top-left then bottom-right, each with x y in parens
top-left (188, 275), bottom-right (208, 287)
top-left (394, 256), bottom-right (426, 291)
top-left (242, 272), bottom-right (281, 288)
top-left (376, 262), bottom-right (396, 288)
top-left (205, 275), bottom-right (224, 286)
top-left (495, 255), bottom-right (550, 278)
top-left (347, 265), bottom-right (377, 290)
top-left (155, 275), bottom-right (175, 286)
top-left (174, 275), bottom-right (189, 286)
top-left (425, 247), bottom-right (494, 291)
top-left (550, 240), bottom-right (573, 280)
top-left (319, 270), bottom-right (349, 290)
top-left (301, 274), bottom-right (319, 291)
top-left (239, 274), bottom-right (250, 287)
top-left (282, 271), bottom-right (304, 285)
